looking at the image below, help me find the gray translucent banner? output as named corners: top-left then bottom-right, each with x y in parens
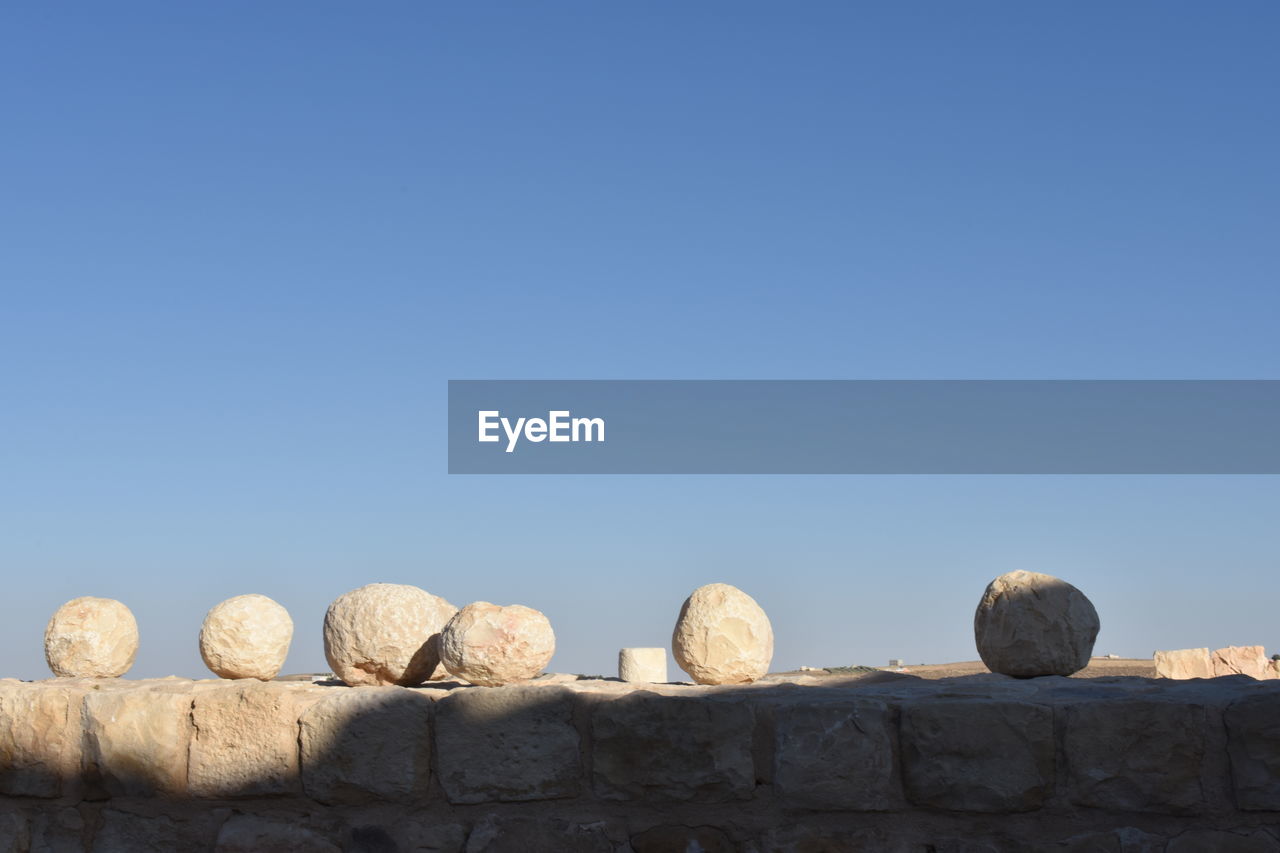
top-left (447, 380), bottom-right (1280, 474)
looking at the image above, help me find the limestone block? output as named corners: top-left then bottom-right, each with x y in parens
top-left (901, 699), bottom-right (1053, 812)
top-left (44, 596), bottom-right (138, 678)
top-left (464, 816), bottom-right (623, 853)
top-left (592, 691), bottom-right (754, 802)
top-left (1212, 645), bottom-right (1272, 679)
top-left (214, 815), bottom-right (341, 853)
top-left (439, 602), bottom-right (556, 686)
top-left (773, 697), bottom-right (898, 810)
top-left (973, 571), bottom-right (1099, 678)
top-left (619, 648), bottom-right (668, 683)
top-left (94, 808), bottom-right (227, 853)
top-left (1225, 692), bottom-right (1280, 810)
top-left (761, 826), bottom-right (918, 853)
top-left (83, 686), bottom-right (192, 797)
top-left (1063, 699), bottom-right (1208, 813)
top-left (1154, 648), bottom-right (1213, 679)
top-left (0, 682), bottom-right (84, 798)
top-left (672, 583), bottom-right (773, 685)
top-left (199, 593), bottom-right (293, 681)
top-left (1166, 830), bottom-right (1280, 853)
top-left (631, 826), bottom-right (735, 853)
top-left (299, 686), bottom-right (433, 804)
top-left (188, 681), bottom-right (326, 798)
top-left (323, 583), bottom-right (457, 687)
top-left (435, 685), bottom-right (581, 803)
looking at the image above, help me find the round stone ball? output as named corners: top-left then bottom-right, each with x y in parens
top-left (44, 596), bottom-right (139, 678)
top-left (672, 583), bottom-right (774, 685)
top-left (974, 570), bottom-right (1100, 678)
top-left (439, 602), bottom-right (556, 687)
top-left (323, 583), bottom-right (457, 687)
top-left (199, 594), bottom-right (294, 680)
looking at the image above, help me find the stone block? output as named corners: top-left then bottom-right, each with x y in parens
top-left (83, 686), bottom-right (192, 797)
top-left (1063, 699), bottom-right (1207, 813)
top-left (1154, 648), bottom-right (1213, 679)
top-left (592, 691), bottom-right (754, 802)
top-left (773, 697), bottom-right (897, 810)
top-left (901, 699), bottom-right (1053, 812)
top-left (1213, 646), bottom-right (1273, 679)
top-left (299, 685), bottom-right (433, 804)
top-left (464, 816), bottom-right (622, 853)
top-left (93, 808), bottom-right (226, 853)
top-left (188, 681), bottom-right (325, 798)
top-left (0, 682), bottom-right (84, 798)
top-left (631, 825), bottom-right (734, 853)
top-left (435, 685), bottom-right (581, 803)
top-left (1166, 830), bottom-right (1280, 853)
top-left (215, 815), bottom-right (341, 853)
top-left (1226, 691), bottom-right (1280, 810)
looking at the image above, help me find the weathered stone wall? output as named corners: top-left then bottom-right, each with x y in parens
top-left (4, 673), bottom-right (1280, 851)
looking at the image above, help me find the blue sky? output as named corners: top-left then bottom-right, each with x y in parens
top-left (2, 3), bottom-right (1277, 679)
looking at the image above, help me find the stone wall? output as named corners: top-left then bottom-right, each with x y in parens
top-left (3, 672), bottom-right (1280, 851)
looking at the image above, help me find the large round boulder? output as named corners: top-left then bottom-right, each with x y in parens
top-left (199, 594), bottom-right (294, 680)
top-left (439, 602), bottom-right (555, 686)
top-left (672, 583), bottom-right (773, 684)
top-left (323, 583), bottom-right (457, 687)
top-left (44, 597), bottom-right (139, 678)
top-left (974, 570), bottom-right (1100, 678)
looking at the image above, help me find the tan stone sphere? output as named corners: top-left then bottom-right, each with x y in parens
top-left (44, 596), bottom-right (139, 678)
top-left (439, 602), bottom-right (556, 687)
top-left (672, 583), bottom-right (773, 685)
top-left (323, 583), bottom-right (457, 687)
top-left (199, 594), bottom-right (294, 681)
top-left (974, 570), bottom-right (1100, 678)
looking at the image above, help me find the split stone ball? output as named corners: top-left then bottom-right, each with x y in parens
top-left (323, 583), bottom-right (458, 687)
top-left (199, 594), bottom-right (294, 681)
top-left (974, 570), bottom-right (1100, 678)
top-left (672, 583), bottom-right (774, 685)
top-left (44, 596), bottom-right (139, 678)
top-left (439, 601), bottom-right (556, 687)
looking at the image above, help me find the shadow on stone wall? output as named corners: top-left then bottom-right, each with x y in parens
top-left (5, 674), bottom-right (1280, 852)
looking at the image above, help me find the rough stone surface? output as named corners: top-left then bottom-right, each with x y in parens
top-left (214, 815), bottom-right (340, 853)
top-left (618, 647), bottom-right (668, 683)
top-left (82, 686), bottom-right (192, 797)
top-left (773, 696), bottom-right (897, 810)
top-left (0, 682), bottom-right (83, 798)
top-left (299, 686), bottom-right (433, 804)
top-left (1212, 645), bottom-right (1273, 679)
top-left (1165, 830), bottom-right (1280, 853)
top-left (901, 699), bottom-right (1053, 812)
top-left (1063, 698), bottom-right (1208, 814)
top-left (188, 682), bottom-right (326, 798)
top-left (1155, 648), bottom-right (1214, 679)
top-left (198, 594), bottom-right (293, 681)
top-left (4, 673), bottom-right (1280, 850)
top-left (592, 691), bottom-right (754, 802)
top-left (973, 570), bottom-right (1099, 678)
top-left (631, 825), bottom-right (735, 853)
top-left (671, 583), bottom-right (773, 685)
top-left (464, 816), bottom-right (622, 853)
top-left (323, 583), bottom-right (457, 687)
top-left (44, 597), bottom-right (139, 678)
top-left (435, 685), bottom-right (581, 803)
top-left (439, 602), bottom-right (556, 687)
top-left (1225, 692), bottom-right (1280, 810)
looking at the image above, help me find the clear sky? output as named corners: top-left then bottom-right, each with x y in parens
top-left (2, 3), bottom-right (1277, 680)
